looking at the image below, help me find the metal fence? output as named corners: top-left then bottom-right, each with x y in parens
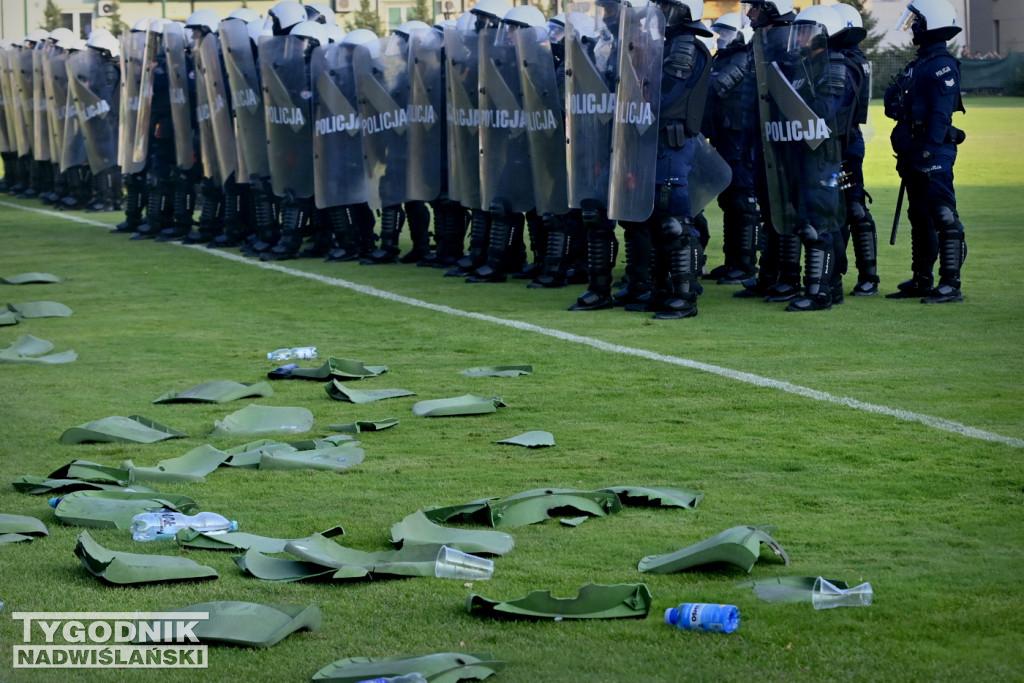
top-left (870, 51), bottom-right (1024, 98)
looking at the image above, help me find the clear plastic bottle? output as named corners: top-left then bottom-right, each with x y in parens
top-left (131, 511), bottom-right (238, 541)
top-left (267, 347), bottom-right (317, 361)
top-left (664, 603), bottom-right (740, 633)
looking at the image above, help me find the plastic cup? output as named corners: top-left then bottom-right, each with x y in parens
top-left (812, 577), bottom-right (873, 609)
top-left (434, 546), bottom-right (494, 580)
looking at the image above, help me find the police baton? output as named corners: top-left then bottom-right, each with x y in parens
top-left (890, 178), bottom-right (906, 245)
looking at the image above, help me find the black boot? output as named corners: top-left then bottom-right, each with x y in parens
top-left (849, 202), bottom-right (880, 296)
top-left (764, 233), bottom-right (802, 302)
top-left (137, 174), bottom-right (173, 240)
top-left (514, 210), bottom-right (545, 279)
top-left (114, 173), bottom-right (146, 233)
top-left (569, 205), bottom-right (615, 311)
top-left (361, 205), bottom-right (404, 264)
top-left (786, 235), bottom-right (834, 312)
top-left (243, 176), bottom-right (279, 255)
top-left (447, 210), bottom-right (488, 276)
top-left (184, 179), bottom-right (223, 244)
top-left (325, 205), bottom-right (360, 262)
top-left (400, 200), bottom-right (433, 263)
top-left (466, 202), bottom-right (515, 283)
top-left (653, 224), bottom-right (700, 320)
top-left (86, 166), bottom-right (122, 212)
top-left (262, 194), bottom-right (309, 261)
top-left (210, 177), bottom-right (248, 248)
top-left (528, 213), bottom-right (571, 289)
top-left (922, 212), bottom-right (965, 303)
top-left (0, 151), bottom-right (17, 192)
top-left (614, 221), bottom-right (654, 308)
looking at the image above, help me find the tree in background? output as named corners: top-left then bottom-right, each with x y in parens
top-left (108, 1), bottom-right (128, 37)
top-left (347, 0), bottom-right (386, 34)
top-left (406, 0), bottom-right (435, 24)
top-left (840, 0), bottom-right (883, 54)
top-left (42, 0), bottom-right (62, 30)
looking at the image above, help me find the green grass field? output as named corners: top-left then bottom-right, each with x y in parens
top-left (0, 98), bottom-right (1022, 682)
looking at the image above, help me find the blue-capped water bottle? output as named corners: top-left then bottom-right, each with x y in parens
top-left (665, 603), bottom-right (740, 633)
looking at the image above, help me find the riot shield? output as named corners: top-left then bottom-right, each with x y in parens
top-left (0, 49), bottom-right (16, 154)
top-left (43, 49), bottom-right (70, 166)
top-left (407, 28), bottom-right (443, 203)
top-left (221, 18), bottom-right (269, 180)
top-left (119, 30), bottom-right (146, 174)
top-left (60, 89), bottom-right (88, 172)
top-left (163, 23), bottom-right (195, 171)
top-left (31, 47), bottom-right (51, 162)
top-left (193, 52), bottom-right (221, 184)
top-left (754, 24), bottom-right (842, 234)
top-left (259, 34), bottom-right (315, 199)
top-left (443, 24), bottom-right (481, 210)
top-left (565, 3), bottom-right (618, 209)
top-left (354, 34), bottom-right (411, 210)
top-left (478, 25), bottom-right (533, 214)
top-left (311, 43), bottom-right (367, 209)
top-left (607, 4), bottom-right (663, 222)
top-left (131, 26), bottom-right (162, 165)
top-left (516, 25), bottom-right (569, 217)
top-left (688, 136), bottom-right (732, 215)
top-left (197, 33), bottom-right (237, 182)
top-left (14, 47), bottom-right (35, 156)
top-left (66, 49), bottom-right (119, 174)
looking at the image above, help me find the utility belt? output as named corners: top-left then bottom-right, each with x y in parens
top-left (907, 122), bottom-right (966, 145)
top-left (659, 122), bottom-right (693, 149)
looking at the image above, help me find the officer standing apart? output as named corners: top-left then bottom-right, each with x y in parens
top-left (884, 0), bottom-right (966, 303)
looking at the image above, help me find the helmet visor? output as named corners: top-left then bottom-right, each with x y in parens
top-left (895, 6), bottom-right (918, 31)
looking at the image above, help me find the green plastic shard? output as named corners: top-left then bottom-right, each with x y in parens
top-left (7, 301), bottom-right (73, 317)
top-left (390, 510), bottom-right (515, 555)
top-left (459, 365), bottom-right (533, 377)
top-left (177, 526), bottom-right (345, 553)
top-left (467, 583), bottom-right (653, 620)
top-left (10, 475), bottom-right (158, 496)
top-left (278, 357), bottom-right (388, 381)
top-left (0, 513), bottom-right (49, 544)
top-left (124, 445), bottom-right (232, 483)
top-left (53, 491), bottom-right (199, 529)
top-left (135, 602), bottom-right (321, 648)
top-left (283, 534), bottom-right (442, 578)
top-left (736, 576), bottom-right (851, 603)
top-left (234, 549), bottom-right (340, 582)
top-left (222, 440), bottom-right (299, 468)
top-left (495, 431), bottom-right (555, 448)
top-left (312, 652), bottom-right (506, 682)
top-left (559, 516), bottom-right (589, 527)
top-left (153, 381), bottom-right (275, 404)
top-left (259, 445), bottom-right (365, 472)
top-left (599, 485), bottom-right (704, 510)
top-left (490, 489), bottom-right (622, 527)
top-left (411, 395), bottom-right (506, 417)
top-left (638, 524), bottom-right (790, 574)
top-left (0, 334), bottom-right (77, 363)
top-left (325, 381), bottom-right (416, 404)
top-left (60, 415), bottom-right (187, 445)
top-left (0, 272), bottom-right (66, 284)
top-left (48, 460), bottom-right (132, 484)
top-left (75, 530), bottom-right (218, 585)
top-left (422, 498), bottom-right (499, 525)
top-left (0, 309), bottom-right (22, 325)
top-left (328, 418), bottom-right (399, 433)
top-left (210, 404), bottom-right (313, 436)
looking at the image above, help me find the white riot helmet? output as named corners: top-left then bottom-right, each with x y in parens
top-left (396, 20), bottom-right (431, 38)
top-left (269, 1), bottom-right (307, 35)
top-left (502, 5), bottom-right (546, 28)
top-left (25, 29), bottom-right (49, 46)
top-left (306, 3), bottom-right (336, 25)
top-left (652, 0), bottom-right (713, 35)
top-left (341, 28), bottom-right (378, 46)
top-left (547, 14), bottom-right (567, 44)
top-left (711, 13), bottom-right (744, 49)
top-left (794, 5), bottom-right (843, 38)
top-left (131, 18), bottom-right (153, 32)
top-left (185, 9), bottom-right (221, 35)
top-left (470, 0), bottom-right (513, 28)
top-left (69, 39), bottom-right (88, 52)
top-left (290, 19), bottom-right (328, 46)
top-left (86, 29), bottom-right (119, 58)
top-left (325, 25), bottom-right (346, 43)
top-left (48, 28), bottom-right (75, 45)
top-left (832, 3), bottom-right (866, 45)
top-left (896, 0), bottom-right (961, 43)
top-left (228, 8), bottom-right (261, 23)
top-left (741, 0), bottom-right (794, 29)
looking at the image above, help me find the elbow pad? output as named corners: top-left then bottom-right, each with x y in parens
top-left (664, 38), bottom-right (696, 81)
top-left (713, 63), bottom-right (745, 98)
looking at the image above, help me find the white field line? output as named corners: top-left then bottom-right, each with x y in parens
top-left (7, 199), bottom-right (1023, 449)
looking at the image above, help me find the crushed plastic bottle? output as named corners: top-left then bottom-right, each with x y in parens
top-left (131, 511), bottom-right (238, 542)
top-left (665, 603), bottom-right (740, 633)
top-left (267, 347), bottom-right (317, 361)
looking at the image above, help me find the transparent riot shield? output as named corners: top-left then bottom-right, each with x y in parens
top-left (311, 43), bottom-right (367, 209)
top-left (193, 54), bottom-right (221, 183)
top-left (516, 24), bottom-right (569, 217)
top-left (120, 30), bottom-right (146, 174)
top-left (443, 24), bottom-right (482, 210)
top-left (66, 49), bottom-right (119, 174)
top-left (31, 47), bottom-right (51, 162)
top-left (565, 3), bottom-right (618, 209)
top-left (354, 34), bottom-right (411, 210)
top-left (43, 49), bottom-right (70, 164)
top-left (688, 136), bottom-right (732, 215)
top-left (754, 24), bottom-right (842, 235)
top-left (478, 25), bottom-right (534, 214)
top-left (60, 89), bottom-right (88, 173)
top-left (407, 28), bottom-right (443, 203)
top-left (0, 49), bottom-right (16, 154)
top-left (14, 48), bottom-right (35, 156)
top-left (163, 23), bottom-right (195, 171)
top-left (259, 34), bottom-right (315, 199)
top-left (607, 4), bottom-right (663, 222)
top-left (221, 18), bottom-right (269, 181)
top-left (197, 33), bottom-right (237, 182)
top-left (131, 26), bottom-right (162, 165)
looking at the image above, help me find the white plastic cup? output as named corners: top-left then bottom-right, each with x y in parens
top-left (812, 577), bottom-right (873, 609)
top-left (434, 545), bottom-right (494, 580)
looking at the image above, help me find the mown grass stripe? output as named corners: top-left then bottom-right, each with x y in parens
top-left (7, 198), bottom-right (1021, 449)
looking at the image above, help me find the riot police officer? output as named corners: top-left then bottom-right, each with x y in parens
top-left (884, 0), bottom-right (966, 303)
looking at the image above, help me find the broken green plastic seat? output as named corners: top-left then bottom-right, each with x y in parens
top-left (390, 510), bottom-right (514, 555)
top-left (75, 530), bottom-right (218, 585)
top-left (124, 445), bottom-right (232, 483)
top-left (274, 357), bottom-right (388, 381)
top-left (422, 498), bottom-right (499, 525)
top-left (599, 485), bottom-right (704, 510)
top-left (10, 475), bottom-right (158, 496)
top-left (736, 576), bottom-right (851, 603)
top-left (210, 404), bottom-right (313, 436)
top-left (0, 309), bottom-right (21, 325)
top-left (495, 431), bottom-right (554, 448)
top-left (328, 418), bottom-right (399, 433)
top-left (259, 444), bottom-right (365, 472)
top-left (7, 301), bottom-right (72, 317)
top-left (325, 381), bottom-right (416, 404)
top-left (177, 526), bottom-right (345, 553)
top-left (638, 524), bottom-right (790, 574)
top-left (467, 583), bottom-right (653, 620)
top-left (458, 365), bottom-right (533, 377)
top-left (135, 602), bottom-right (322, 648)
top-left (1, 272), bottom-right (66, 284)
top-left (48, 460), bottom-right (132, 484)
top-left (312, 652), bottom-right (506, 682)
top-left (153, 381), bottom-right (275, 404)
top-left (52, 490), bottom-right (199, 529)
top-left (0, 334), bottom-right (77, 363)
top-left (0, 513), bottom-right (49, 544)
top-left (60, 415), bottom-right (187, 444)
top-left (411, 395), bottom-right (505, 417)
top-left (490, 489), bottom-right (622, 527)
